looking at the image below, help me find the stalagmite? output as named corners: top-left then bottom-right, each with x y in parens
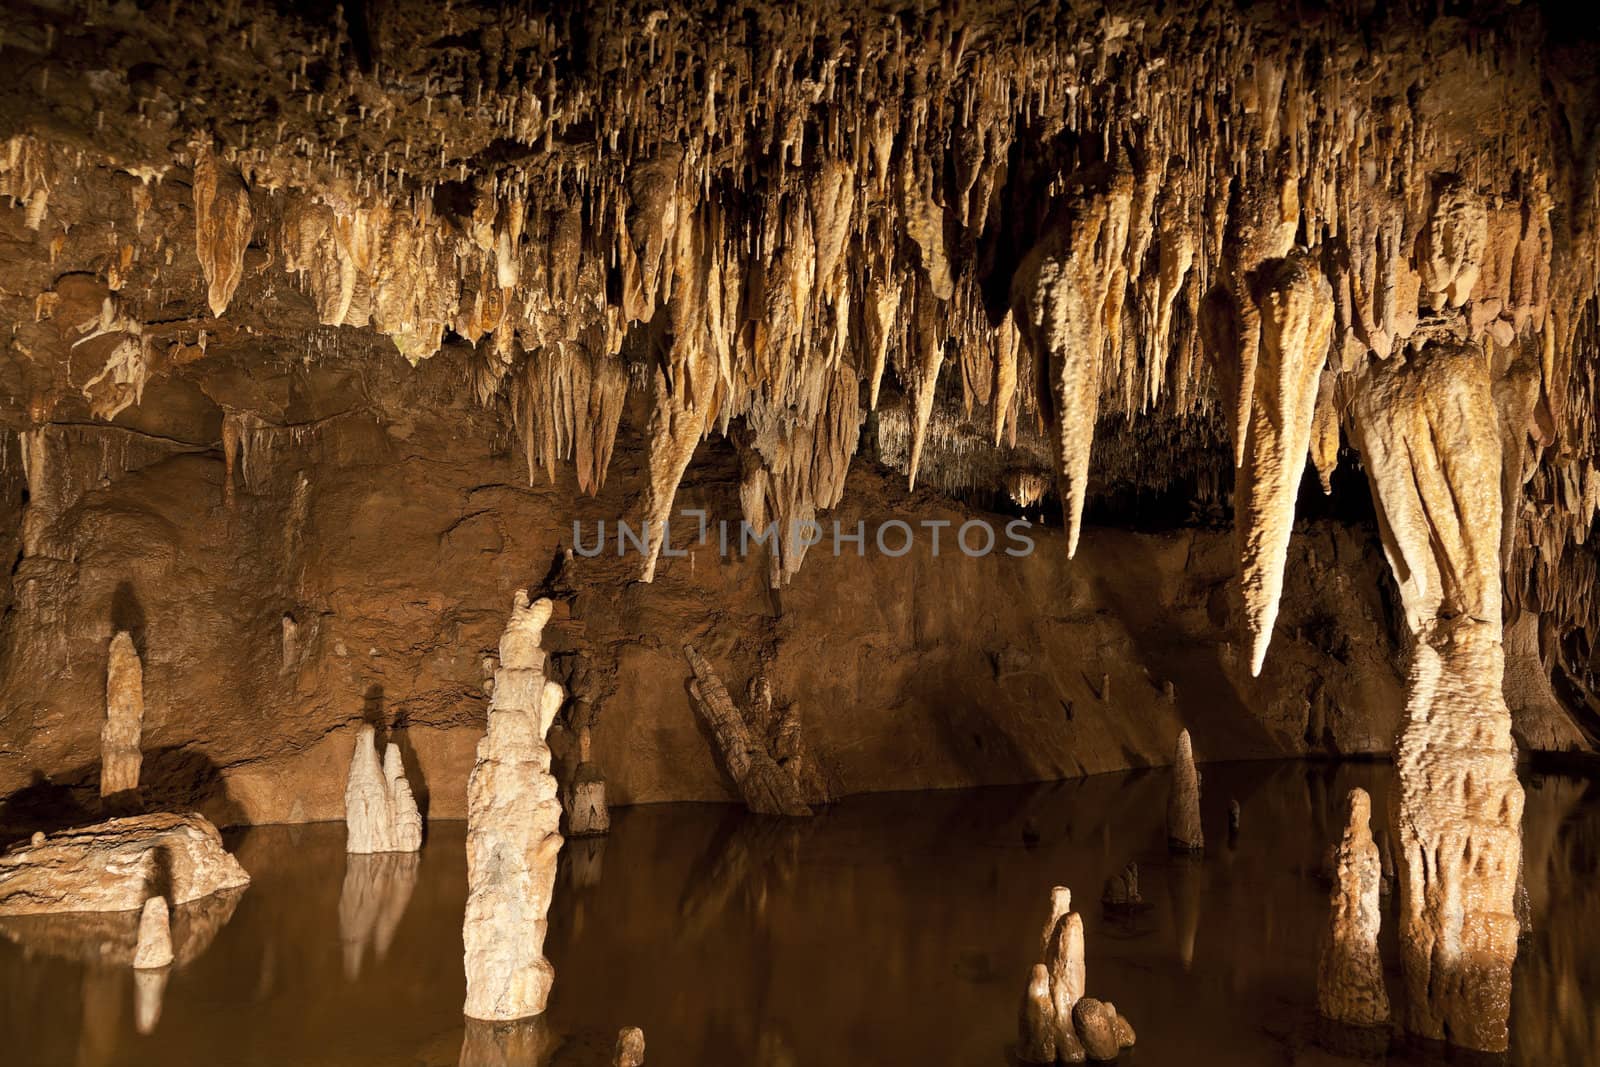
top-left (613, 1027), bottom-right (646, 1067)
top-left (1011, 169), bottom-right (1135, 558)
top-left (101, 631), bottom-right (144, 798)
top-left (344, 724), bottom-right (423, 854)
top-left (564, 727), bottom-right (610, 837)
top-left (1167, 729), bottom-right (1203, 851)
top-left (1348, 339), bottom-right (1523, 1052)
top-left (463, 592), bottom-right (565, 1021)
top-left (132, 896), bottom-right (173, 969)
top-left (192, 145), bottom-right (253, 317)
top-left (1019, 886), bottom-right (1136, 1063)
top-left (682, 645), bottom-right (812, 817)
top-left (1017, 964), bottom-right (1057, 1063)
top-left (1317, 788), bottom-right (1390, 1028)
top-left (1235, 253), bottom-right (1335, 675)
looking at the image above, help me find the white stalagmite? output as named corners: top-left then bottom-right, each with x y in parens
top-left (1317, 788), bottom-right (1390, 1027)
top-left (1011, 168), bottom-right (1135, 558)
top-left (344, 724), bottom-right (423, 854)
top-left (1167, 729), bottom-right (1203, 851)
top-left (1235, 252), bottom-right (1335, 676)
top-left (463, 591), bottom-right (565, 1021)
top-left (132, 896), bottom-right (173, 969)
top-left (101, 631), bottom-right (144, 798)
top-left (1348, 338), bottom-right (1523, 1052)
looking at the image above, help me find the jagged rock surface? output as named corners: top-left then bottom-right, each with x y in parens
top-left (683, 645), bottom-right (812, 817)
top-left (463, 592), bottom-right (565, 1021)
top-left (613, 1026), bottom-right (646, 1067)
top-left (0, 813), bottom-right (250, 916)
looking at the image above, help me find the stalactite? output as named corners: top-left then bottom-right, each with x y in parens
top-left (192, 145), bottom-right (254, 317)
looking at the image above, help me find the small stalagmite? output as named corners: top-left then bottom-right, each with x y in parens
top-left (101, 631), bottom-right (144, 799)
top-left (1167, 729), bottom-right (1203, 851)
top-left (1317, 788), bottom-right (1391, 1028)
top-left (1018, 886), bottom-right (1137, 1063)
top-left (1018, 964), bottom-right (1056, 1063)
top-left (565, 727), bottom-right (610, 837)
top-left (132, 895), bottom-right (173, 969)
top-left (613, 1026), bottom-right (646, 1067)
top-left (463, 591), bottom-right (565, 1021)
top-left (344, 724), bottom-right (423, 854)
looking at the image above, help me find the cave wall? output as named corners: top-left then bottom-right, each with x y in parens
top-left (0, 342), bottom-right (1410, 831)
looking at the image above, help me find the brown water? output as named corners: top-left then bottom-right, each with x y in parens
top-left (1, 761), bottom-right (1596, 1066)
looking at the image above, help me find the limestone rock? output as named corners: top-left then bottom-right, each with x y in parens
top-left (192, 144), bottom-right (253, 317)
top-left (101, 631), bottom-right (144, 798)
top-left (564, 728), bottom-right (610, 837)
top-left (463, 591), bottom-right (565, 1021)
top-left (683, 645), bottom-right (811, 817)
top-left (345, 724), bottom-right (424, 854)
top-left (1100, 863), bottom-right (1141, 912)
top-left (1071, 998), bottom-right (1121, 1062)
top-left (0, 813), bottom-right (250, 916)
top-left (132, 895), bottom-right (173, 969)
top-left (1167, 729), bottom-right (1204, 851)
top-left (1317, 788), bottom-right (1390, 1027)
top-left (613, 1026), bottom-right (646, 1067)
top-left (1017, 963), bottom-right (1056, 1063)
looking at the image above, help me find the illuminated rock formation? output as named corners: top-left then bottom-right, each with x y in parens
top-left (463, 591), bottom-right (565, 1021)
top-left (0, 814), bottom-right (250, 915)
top-left (1317, 788), bottom-right (1391, 1027)
top-left (344, 724), bottom-right (424, 854)
top-left (132, 896), bottom-right (173, 969)
top-left (1167, 730), bottom-right (1203, 851)
top-left (613, 1027), bottom-right (646, 1067)
top-left (683, 645), bottom-right (812, 817)
top-left (191, 144), bottom-right (253, 318)
top-left (1349, 340), bottom-right (1523, 1052)
top-left (1017, 964), bottom-right (1057, 1063)
top-left (101, 631), bottom-right (144, 799)
top-left (1018, 886), bottom-right (1137, 1063)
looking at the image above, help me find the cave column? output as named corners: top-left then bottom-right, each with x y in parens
top-left (1348, 339), bottom-right (1523, 1052)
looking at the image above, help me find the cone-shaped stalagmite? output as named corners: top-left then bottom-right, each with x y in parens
top-left (132, 895), bottom-right (173, 969)
top-left (613, 1027), bottom-right (646, 1067)
top-left (682, 645), bottom-right (811, 817)
top-left (344, 724), bottom-right (423, 854)
top-left (1235, 253), bottom-right (1335, 676)
top-left (1167, 729), bottom-right (1203, 851)
top-left (101, 631), bottom-right (144, 798)
top-left (1317, 788), bottom-right (1390, 1027)
top-left (1011, 169), bottom-right (1135, 558)
top-left (463, 592), bottom-right (565, 1021)
top-left (1348, 339), bottom-right (1523, 1052)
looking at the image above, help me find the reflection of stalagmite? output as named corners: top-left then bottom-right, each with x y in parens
top-left (682, 645), bottom-right (812, 817)
top-left (1167, 729), bottom-right (1203, 851)
top-left (459, 1016), bottom-right (554, 1067)
top-left (133, 966), bottom-right (168, 1035)
top-left (1348, 339), bottom-right (1523, 1052)
top-left (463, 592), bottom-right (565, 1021)
top-left (101, 632), bottom-right (144, 798)
top-left (1010, 168), bottom-right (1135, 558)
top-left (132, 896), bottom-right (173, 969)
top-left (1235, 253), bottom-right (1334, 675)
top-left (338, 852), bottom-right (420, 979)
top-left (613, 1027), bottom-right (646, 1067)
top-left (1317, 788), bottom-right (1390, 1027)
top-left (344, 724), bottom-right (423, 854)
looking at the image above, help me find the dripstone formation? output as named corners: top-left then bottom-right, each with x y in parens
top-left (1317, 788), bottom-right (1391, 1028)
top-left (463, 592), bottom-right (565, 1021)
top-left (344, 723), bottom-right (424, 854)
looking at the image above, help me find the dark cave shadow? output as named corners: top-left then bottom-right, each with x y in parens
top-left (365, 682), bottom-right (431, 827)
top-left (0, 747), bottom-right (247, 848)
top-left (110, 581), bottom-right (148, 658)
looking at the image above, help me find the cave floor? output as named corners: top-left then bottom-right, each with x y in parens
top-left (1, 760), bottom-right (1594, 1066)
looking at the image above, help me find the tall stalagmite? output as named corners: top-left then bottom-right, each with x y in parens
top-left (1317, 788), bottom-right (1391, 1027)
top-left (1167, 730), bottom-right (1203, 851)
top-left (1348, 340), bottom-right (1523, 1051)
top-left (101, 631), bottom-right (144, 798)
top-left (463, 592), bottom-right (565, 1021)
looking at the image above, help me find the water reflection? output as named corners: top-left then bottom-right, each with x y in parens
top-left (0, 763), bottom-right (1593, 1065)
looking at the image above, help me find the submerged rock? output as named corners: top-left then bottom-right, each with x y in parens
top-left (0, 813), bottom-right (250, 916)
